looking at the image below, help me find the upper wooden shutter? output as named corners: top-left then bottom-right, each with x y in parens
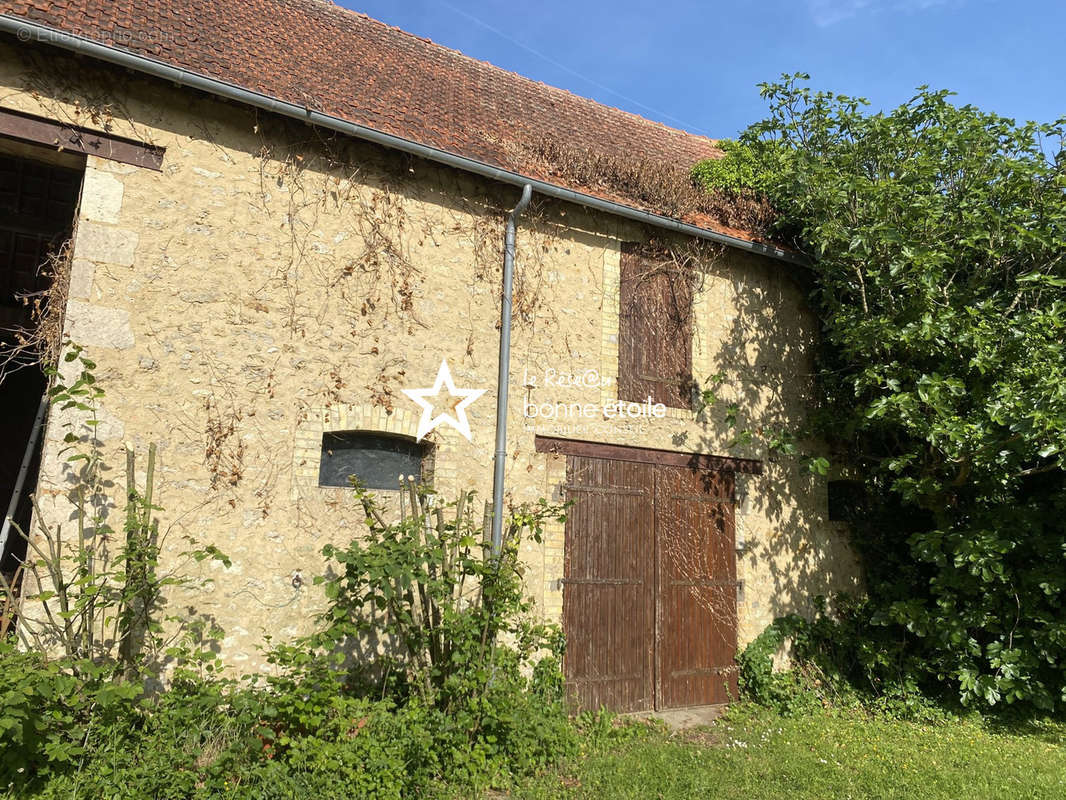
top-left (618, 242), bottom-right (694, 409)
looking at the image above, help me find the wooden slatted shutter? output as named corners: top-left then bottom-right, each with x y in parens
top-left (617, 242), bottom-right (694, 409)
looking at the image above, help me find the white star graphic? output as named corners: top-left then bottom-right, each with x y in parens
top-left (402, 359), bottom-right (486, 442)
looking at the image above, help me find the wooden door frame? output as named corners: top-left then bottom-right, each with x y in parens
top-left (0, 107), bottom-right (165, 170)
top-left (534, 435), bottom-right (762, 475)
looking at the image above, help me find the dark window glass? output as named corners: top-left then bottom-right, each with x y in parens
top-left (319, 432), bottom-right (424, 490)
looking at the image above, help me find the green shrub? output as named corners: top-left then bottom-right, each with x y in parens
top-left (0, 643), bottom-right (144, 787)
top-left (738, 601), bottom-right (961, 721)
top-left (1, 654), bottom-right (575, 798)
top-left (736, 619), bottom-right (789, 708)
top-left (690, 139), bottom-right (783, 198)
top-left (310, 481), bottom-right (577, 780)
top-left (4, 667), bottom-right (430, 800)
top-left (3, 480), bottom-right (578, 797)
top-left (735, 617), bottom-right (827, 715)
top-left (694, 74), bottom-right (1066, 712)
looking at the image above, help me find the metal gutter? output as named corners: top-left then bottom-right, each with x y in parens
top-left (0, 15), bottom-right (805, 266)
top-left (490, 184), bottom-right (532, 557)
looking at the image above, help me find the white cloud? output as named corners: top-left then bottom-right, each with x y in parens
top-left (808, 0), bottom-right (960, 27)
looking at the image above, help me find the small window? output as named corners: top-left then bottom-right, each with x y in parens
top-left (318, 432), bottom-right (425, 490)
top-left (618, 242), bottom-right (694, 409)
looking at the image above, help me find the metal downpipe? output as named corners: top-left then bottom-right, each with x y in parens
top-left (491, 184), bottom-right (533, 557)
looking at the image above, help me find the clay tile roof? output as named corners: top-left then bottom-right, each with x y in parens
top-left (0, 0), bottom-right (770, 244)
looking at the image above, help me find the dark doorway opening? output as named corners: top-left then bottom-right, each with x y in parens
top-left (0, 139), bottom-right (84, 577)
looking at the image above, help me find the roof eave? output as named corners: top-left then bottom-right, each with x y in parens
top-left (0, 14), bottom-right (806, 266)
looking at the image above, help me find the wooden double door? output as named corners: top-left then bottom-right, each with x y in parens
top-left (561, 452), bottom-right (738, 712)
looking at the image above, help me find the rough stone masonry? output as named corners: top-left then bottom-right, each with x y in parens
top-left (0, 38), bottom-right (859, 670)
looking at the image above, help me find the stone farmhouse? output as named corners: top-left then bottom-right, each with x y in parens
top-left (0, 0), bottom-right (858, 712)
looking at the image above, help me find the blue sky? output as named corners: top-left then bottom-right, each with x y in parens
top-left (338, 0), bottom-right (1064, 139)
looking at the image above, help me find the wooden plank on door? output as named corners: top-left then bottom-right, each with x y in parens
top-left (655, 466), bottom-right (738, 708)
top-left (562, 455), bottom-right (655, 713)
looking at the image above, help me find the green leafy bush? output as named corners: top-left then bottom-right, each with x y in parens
top-left (2, 641), bottom-right (574, 798)
top-left (739, 602), bottom-right (974, 722)
top-left (2, 481), bottom-right (577, 798)
top-left (1, 657), bottom-right (429, 799)
top-left (0, 642), bottom-right (143, 788)
top-left (691, 139), bottom-right (781, 198)
top-left (736, 619), bottom-right (791, 708)
top-left (735, 616), bottom-right (831, 716)
top-left (315, 482), bottom-right (564, 698)
top-left (698, 74), bottom-right (1066, 711)
top-left (310, 480), bottom-right (576, 787)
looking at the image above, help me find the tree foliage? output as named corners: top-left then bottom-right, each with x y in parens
top-left (699, 75), bottom-right (1066, 709)
top-left (691, 138), bottom-right (778, 198)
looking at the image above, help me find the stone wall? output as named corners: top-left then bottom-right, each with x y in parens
top-left (0, 38), bottom-right (860, 668)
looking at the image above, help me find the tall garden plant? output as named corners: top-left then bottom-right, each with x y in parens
top-left (2, 342), bottom-right (228, 677)
top-left (316, 480), bottom-right (566, 707)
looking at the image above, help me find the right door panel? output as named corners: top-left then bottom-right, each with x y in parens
top-left (654, 465), bottom-right (738, 708)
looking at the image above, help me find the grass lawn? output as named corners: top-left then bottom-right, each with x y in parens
top-left (510, 705), bottom-right (1066, 800)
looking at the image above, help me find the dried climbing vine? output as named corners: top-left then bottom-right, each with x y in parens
top-left (504, 135), bottom-right (777, 237)
top-left (0, 240), bottom-right (72, 381)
